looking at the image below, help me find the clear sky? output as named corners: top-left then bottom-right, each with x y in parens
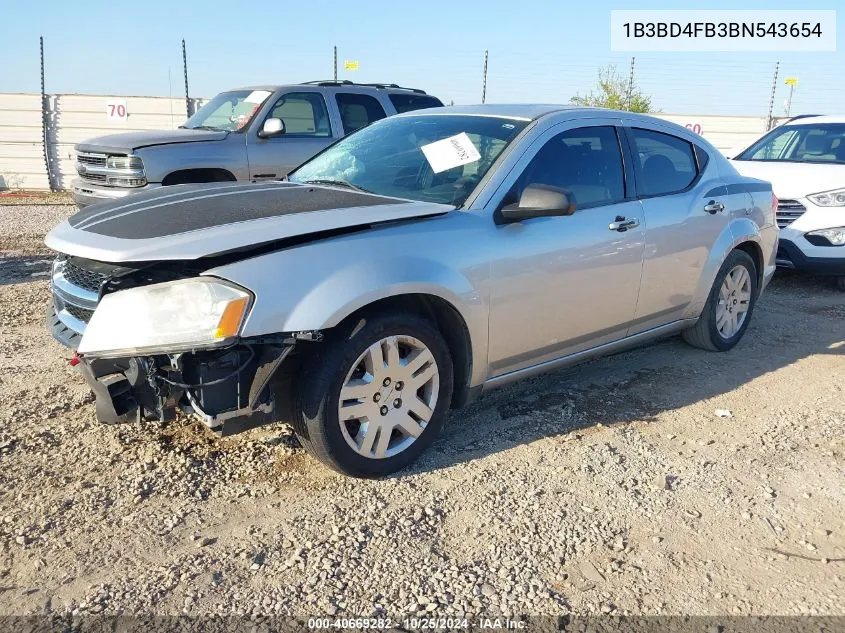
top-left (1, 0), bottom-right (842, 117)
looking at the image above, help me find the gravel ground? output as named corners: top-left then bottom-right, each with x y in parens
top-left (1, 204), bottom-right (843, 620)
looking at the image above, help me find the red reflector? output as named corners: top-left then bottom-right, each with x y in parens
top-left (69, 354), bottom-right (80, 367)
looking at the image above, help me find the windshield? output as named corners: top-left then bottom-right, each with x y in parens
top-left (182, 89), bottom-right (273, 132)
top-left (736, 123), bottom-right (845, 164)
top-left (289, 114), bottom-right (528, 206)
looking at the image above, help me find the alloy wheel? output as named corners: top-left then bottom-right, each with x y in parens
top-left (337, 335), bottom-right (439, 459)
top-left (715, 265), bottom-right (752, 339)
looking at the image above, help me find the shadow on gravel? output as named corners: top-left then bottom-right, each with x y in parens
top-left (0, 253), bottom-right (53, 286)
top-left (404, 272), bottom-right (845, 476)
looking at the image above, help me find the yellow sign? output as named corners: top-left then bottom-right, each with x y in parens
top-left (344, 60), bottom-right (359, 71)
top-left (784, 77), bottom-right (799, 86)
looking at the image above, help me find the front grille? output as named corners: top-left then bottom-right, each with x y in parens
top-left (63, 261), bottom-right (108, 293)
top-left (776, 200), bottom-right (806, 229)
top-left (64, 303), bottom-right (94, 324)
top-left (77, 152), bottom-right (108, 166)
top-left (79, 173), bottom-right (107, 184)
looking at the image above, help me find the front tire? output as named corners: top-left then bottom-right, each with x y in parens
top-left (292, 312), bottom-right (453, 477)
top-left (683, 249), bottom-right (758, 352)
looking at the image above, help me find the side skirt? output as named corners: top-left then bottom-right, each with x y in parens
top-left (482, 319), bottom-right (698, 391)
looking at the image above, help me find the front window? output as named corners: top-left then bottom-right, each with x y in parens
top-left (736, 123), bottom-right (845, 164)
top-left (182, 89), bottom-right (274, 132)
top-left (289, 114), bottom-right (528, 206)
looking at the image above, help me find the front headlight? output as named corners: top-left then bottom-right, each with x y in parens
top-left (78, 278), bottom-right (252, 358)
top-left (106, 155), bottom-right (144, 170)
top-left (806, 227), bottom-right (845, 246)
top-left (807, 188), bottom-right (845, 207)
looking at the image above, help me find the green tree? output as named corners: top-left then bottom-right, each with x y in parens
top-left (570, 65), bottom-right (655, 113)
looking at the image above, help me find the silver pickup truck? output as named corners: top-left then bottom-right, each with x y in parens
top-left (48, 105), bottom-right (777, 476)
top-left (71, 81), bottom-right (443, 207)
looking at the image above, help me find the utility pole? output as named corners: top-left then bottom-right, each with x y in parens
top-left (481, 50), bottom-right (488, 104)
top-left (784, 77), bottom-right (798, 117)
top-left (625, 56), bottom-right (636, 111)
top-left (333, 46), bottom-right (338, 82)
top-left (766, 61), bottom-right (780, 131)
top-left (182, 39), bottom-right (191, 118)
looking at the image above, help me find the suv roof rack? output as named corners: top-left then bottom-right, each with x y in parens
top-left (302, 80), bottom-right (355, 86)
top-left (302, 80), bottom-right (426, 94)
top-left (357, 83), bottom-right (427, 94)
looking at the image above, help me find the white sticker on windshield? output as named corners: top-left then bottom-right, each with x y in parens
top-left (420, 132), bottom-right (481, 174)
top-left (244, 90), bottom-right (272, 104)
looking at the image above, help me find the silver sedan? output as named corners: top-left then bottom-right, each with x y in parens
top-left (46, 105), bottom-right (778, 476)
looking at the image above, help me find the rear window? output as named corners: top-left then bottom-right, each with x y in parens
top-left (389, 94), bottom-right (444, 114)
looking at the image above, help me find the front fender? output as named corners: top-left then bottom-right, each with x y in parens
top-left (207, 234), bottom-right (490, 387)
top-left (684, 218), bottom-right (765, 320)
top-left (139, 138), bottom-right (249, 183)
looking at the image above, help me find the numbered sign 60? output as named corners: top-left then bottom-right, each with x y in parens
top-left (106, 100), bottom-right (128, 122)
top-left (684, 122), bottom-right (702, 135)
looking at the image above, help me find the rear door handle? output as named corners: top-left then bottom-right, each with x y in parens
top-left (704, 200), bottom-right (725, 214)
top-left (608, 216), bottom-right (640, 232)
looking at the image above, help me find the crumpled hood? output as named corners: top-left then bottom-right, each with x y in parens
top-left (730, 159), bottom-right (845, 199)
top-left (76, 129), bottom-right (229, 154)
top-left (45, 182), bottom-right (452, 263)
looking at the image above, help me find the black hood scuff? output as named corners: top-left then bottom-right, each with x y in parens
top-left (69, 182), bottom-right (403, 240)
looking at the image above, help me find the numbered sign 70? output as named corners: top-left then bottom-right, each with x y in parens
top-left (106, 100), bottom-right (128, 122)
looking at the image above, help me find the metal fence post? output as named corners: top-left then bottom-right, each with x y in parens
top-left (626, 56), bottom-right (636, 111)
top-left (182, 39), bottom-right (192, 118)
top-left (40, 36), bottom-right (57, 192)
top-left (481, 50), bottom-right (489, 104)
top-left (766, 60), bottom-right (780, 131)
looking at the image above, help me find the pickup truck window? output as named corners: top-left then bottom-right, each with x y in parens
top-left (389, 94), bottom-right (444, 114)
top-left (335, 93), bottom-right (387, 134)
top-left (289, 114), bottom-right (527, 206)
top-left (182, 90), bottom-right (272, 132)
top-left (266, 92), bottom-right (332, 137)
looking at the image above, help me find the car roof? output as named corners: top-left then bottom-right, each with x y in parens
top-left (228, 83), bottom-right (432, 95)
top-left (397, 104), bottom-right (658, 122)
top-left (782, 115), bottom-right (845, 125)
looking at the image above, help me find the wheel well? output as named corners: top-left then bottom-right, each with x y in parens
top-left (161, 168), bottom-right (237, 186)
top-left (335, 294), bottom-right (474, 409)
top-left (735, 241), bottom-right (764, 291)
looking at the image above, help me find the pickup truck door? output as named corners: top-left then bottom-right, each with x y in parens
top-left (622, 125), bottom-right (735, 334)
top-left (485, 120), bottom-right (646, 378)
top-left (246, 90), bottom-right (337, 180)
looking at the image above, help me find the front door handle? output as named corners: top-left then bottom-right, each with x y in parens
top-left (704, 200), bottom-right (725, 214)
top-left (608, 216), bottom-right (640, 232)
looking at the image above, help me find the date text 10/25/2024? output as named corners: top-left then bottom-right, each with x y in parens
top-left (307, 617), bottom-right (528, 630)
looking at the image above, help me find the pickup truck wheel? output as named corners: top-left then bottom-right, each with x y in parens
top-left (683, 249), bottom-right (758, 352)
top-left (293, 313), bottom-right (453, 477)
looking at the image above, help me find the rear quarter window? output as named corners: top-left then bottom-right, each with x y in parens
top-left (630, 127), bottom-right (699, 197)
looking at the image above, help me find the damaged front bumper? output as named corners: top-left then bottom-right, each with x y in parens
top-left (74, 341), bottom-right (294, 435)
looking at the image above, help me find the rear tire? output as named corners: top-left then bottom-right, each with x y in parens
top-left (292, 312), bottom-right (453, 477)
top-left (683, 249), bottom-right (758, 352)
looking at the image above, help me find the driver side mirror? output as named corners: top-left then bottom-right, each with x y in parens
top-left (258, 118), bottom-right (285, 139)
top-left (498, 184), bottom-right (577, 223)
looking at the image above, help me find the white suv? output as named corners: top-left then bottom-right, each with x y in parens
top-left (732, 115), bottom-right (845, 291)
